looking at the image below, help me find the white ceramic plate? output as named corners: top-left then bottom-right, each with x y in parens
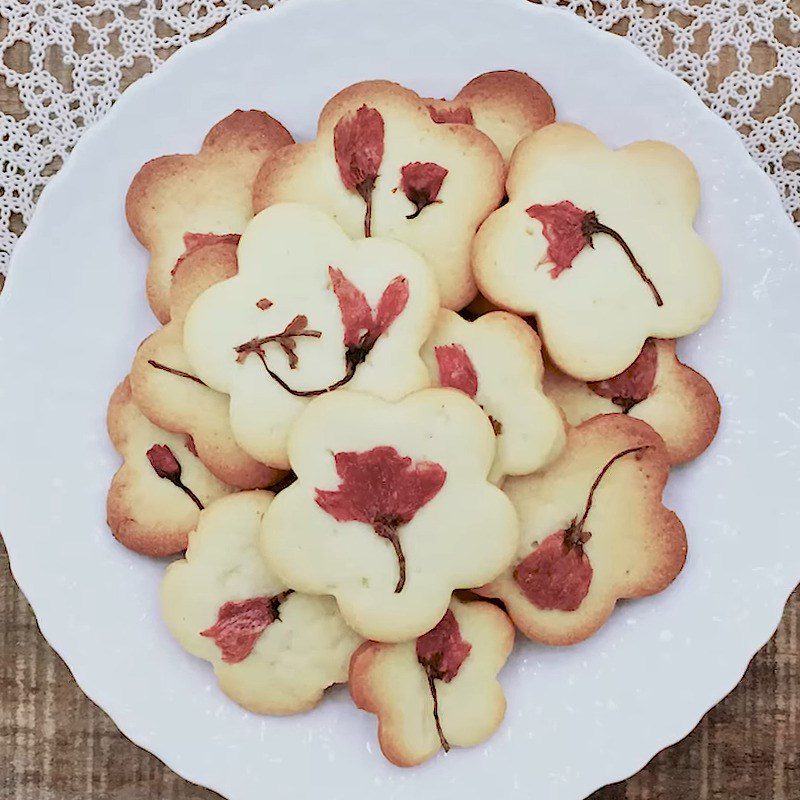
top-left (1, 0), bottom-right (798, 797)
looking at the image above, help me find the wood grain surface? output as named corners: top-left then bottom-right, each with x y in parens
top-left (1, 5), bottom-right (798, 800)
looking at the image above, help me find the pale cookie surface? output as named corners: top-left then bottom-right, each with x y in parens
top-left (420, 309), bottom-right (565, 482)
top-left (126, 110), bottom-right (294, 322)
top-left (261, 389), bottom-right (519, 642)
top-left (425, 70), bottom-right (556, 162)
top-left (479, 414), bottom-right (686, 646)
top-left (252, 80), bottom-right (505, 310)
top-left (106, 378), bottom-right (234, 557)
top-left (543, 339), bottom-right (721, 464)
top-left (162, 491), bottom-right (363, 715)
top-left (183, 203), bottom-right (439, 471)
top-left (129, 238), bottom-right (282, 489)
top-left (349, 598), bottom-right (514, 767)
top-left (473, 123), bottom-right (722, 380)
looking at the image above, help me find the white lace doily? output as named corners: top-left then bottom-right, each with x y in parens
top-left (0, 0), bottom-right (798, 275)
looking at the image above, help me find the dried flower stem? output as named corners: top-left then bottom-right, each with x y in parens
top-left (159, 468), bottom-right (204, 510)
top-left (349, 175), bottom-right (375, 235)
top-left (373, 517), bottom-right (406, 593)
top-left (426, 671), bottom-right (450, 753)
top-left (405, 199), bottom-right (442, 221)
top-left (565, 445), bottom-right (648, 548)
top-left (583, 214), bottom-right (663, 307)
top-left (176, 482), bottom-right (204, 510)
top-left (270, 589), bottom-right (294, 620)
top-left (147, 360), bottom-right (208, 387)
top-left (250, 349), bottom-right (360, 398)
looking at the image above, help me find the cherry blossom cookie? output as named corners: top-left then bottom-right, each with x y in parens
top-left (129, 237), bottom-right (283, 489)
top-left (424, 70), bottom-right (556, 162)
top-left (162, 491), bottom-right (363, 714)
top-left (252, 80), bottom-right (505, 310)
top-left (260, 389), bottom-right (519, 642)
top-left (543, 339), bottom-right (721, 464)
top-left (182, 202), bottom-right (439, 470)
top-left (420, 309), bottom-right (565, 482)
top-left (478, 414), bottom-right (686, 645)
top-left (126, 110), bottom-right (294, 322)
top-left (473, 123), bottom-right (722, 380)
top-left (107, 378), bottom-right (235, 556)
top-left (350, 597), bottom-right (514, 766)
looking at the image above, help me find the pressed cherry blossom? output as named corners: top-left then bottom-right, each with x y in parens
top-left (427, 105), bottom-right (475, 125)
top-left (513, 530), bottom-right (593, 611)
top-left (322, 266), bottom-right (409, 390)
top-left (526, 200), bottom-right (663, 306)
top-left (433, 340), bottom-right (503, 436)
top-left (514, 445), bottom-right (648, 610)
top-left (333, 105), bottom-right (385, 237)
top-left (316, 446), bottom-right (446, 593)
top-left (400, 162), bottom-right (448, 220)
top-left (588, 339), bottom-right (658, 413)
top-left (416, 609), bottom-right (473, 752)
top-left (329, 267), bottom-right (409, 359)
top-left (234, 272), bottom-right (408, 398)
top-left (434, 343), bottom-right (478, 398)
top-left (200, 593), bottom-right (290, 664)
top-left (146, 443), bottom-right (203, 509)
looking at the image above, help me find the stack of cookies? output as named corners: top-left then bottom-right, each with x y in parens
top-left (109, 71), bottom-right (721, 767)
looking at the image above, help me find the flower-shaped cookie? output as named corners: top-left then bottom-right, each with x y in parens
top-left (425, 70), bottom-right (555, 162)
top-left (129, 237), bottom-right (283, 489)
top-left (420, 309), bottom-right (565, 482)
top-left (479, 414), bottom-right (686, 645)
top-left (473, 123), bottom-right (722, 380)
top-left (252, 80), bottom-right (505, 310)
top-left (261, 389), bottom-right (519, 642)
top-left (183, 203), bottom-right (438, 470)
top-left (126, 110), bottom-right (294, 322)
top-left (543, 339), bottom-right (721, 464)
top-left (107, 378), bottom-right (234, 556)
top-left (162, 491), bottom-right (363, 714)
top-left (349, 597), bottom-right (514, 766)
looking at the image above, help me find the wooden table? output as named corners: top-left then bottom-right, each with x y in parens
top-left (1, 5), bottom-right (798, 799)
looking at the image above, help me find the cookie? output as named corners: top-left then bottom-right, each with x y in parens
top-left (425, 70), bottom-right (556, 162)
top-left (349, 597), bottom-right (514, 767)
top-left (252, 80), bottom-right (505, 310)
top-left (543, 339), bottom-right (721, 464)
top-left (129, 237), bottom-right (283, 489)
top-left (162, 491), bottom-right (363, 714)
top-left (106, 377), bottom-right (234, 556)
top-left (473, 123), bottom-right (722, 380)
top-left (126, 110), bottom-right (294, 322)
top-left (183, 202), bottom-right (439, 471)
top-left (420, 309), bottom-right (565, 482)
top-left (478, 414), bottom-right (686, 645)
top-left (260, 389), bottom-right (519, 642)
